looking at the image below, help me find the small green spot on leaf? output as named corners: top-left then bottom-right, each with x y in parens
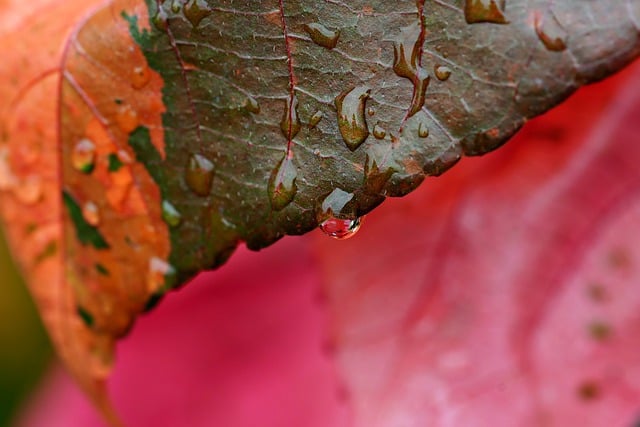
top-left (76, 306), bottom-right (95, 328)
top-left (95, 263), bottom-right (110, 276)
top-left (108, 153), bottom-right (124, 172)
top-left (62, 191), bottom-right (110, 250)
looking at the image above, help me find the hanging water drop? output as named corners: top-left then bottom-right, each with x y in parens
top-left (304, 23), bottom-right (341, 49)
top-left (185, 153), bottom-right (214, 197)
top-left (434, 65), bottom-right (452, 81)
top-left (71, 138), bottom-right (96, 174)
top-left (268, 154), bottom-right (298, 211)
top-left (335, 86), bottom-right (371, 151)
top-left (82, 201), bottom-right (100, 226)
top-left (319, 216), bottom-right (362, 240)
top-left (464, 0), bottom-right (508, 24)
top-left (161, 200), bottom-right (182, 227)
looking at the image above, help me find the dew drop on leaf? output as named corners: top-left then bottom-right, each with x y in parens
top-left (244, 95), bottom-right (260, 114)
top-left (280, 94), bottom-right (301, 140)
top-left (418, 122), bottom-right (429, 138)
top-left (392, 23), bottom-right (430, 116)
top-left (152, 7), bottom-right (169, 31)
top-left (15, 175), bottom-right (43, 205)
top-left (161, 200), bottom-right (182, 227)
top-left (304, 23), bottom-right (341, 49)
top-left (335, 86), bottom-right (371, 151)
top-left (184, 0), bottom-right (211, 28)
top-left (115, 104), bottom-right (139, 134)
top-left (171, 0), bottom-right (182, 13)
top-left (534, 12), bottom-right (568, 52)
top-left (464, 0), bottom-right (509, 24)
top-left (367, 107), bottom-right (376, 116)
top-left (319, 216), bottom-right (362, 240)
top-left (434, 64), bottom-right (452, 81)
top-left (309, 110), bottom-right (323, 128)
top-left (82, 201), bottom-right (100, 227)
top-left (131, 65), bottom-right (151, 89)
top-left (71, 138), bottom-right (96, 174)
top-left (373, 123), bottom-right (386, 139)
top-left (185, 153), bottom-right (214, 197)
top-left (268, 154), bottom-right (298, 211)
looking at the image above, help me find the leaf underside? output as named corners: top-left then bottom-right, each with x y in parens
top-left (1, 0), bottom-right (639, 421)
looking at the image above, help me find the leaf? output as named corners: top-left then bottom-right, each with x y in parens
top-left (1, 0), bottom-right (639, 423)
top-left (14, 64), bottom-right (640, 426)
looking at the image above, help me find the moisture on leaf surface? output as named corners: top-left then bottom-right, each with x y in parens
top-left (0, 0), bottom-right (639, 423)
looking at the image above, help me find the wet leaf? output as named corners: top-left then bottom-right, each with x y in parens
top-left (1, 0), bottom-right (639, 424)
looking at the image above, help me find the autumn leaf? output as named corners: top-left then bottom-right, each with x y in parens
top-left (14, 62), bottom-right (640, 427)
top-left (1, 0), bottom-right (640, 424)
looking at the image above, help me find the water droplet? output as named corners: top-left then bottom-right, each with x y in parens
top-left (367, 107), bottom-right (376, 116)
top-left (393, 23), bottom-right (430, 117)
top-left (321, 188), bottom-right (354, 217)
top-left (309, 110), bottom-right (323, 128)
top-left (161, 200), bottom-right (182, 227)
top-left (71, 138), bottom-right (96, 174)
top-left (304, 23), bottom-right (341, 49)
top-left (434, 65), bottom-right (452, 81)
top-left (335, 86), bottom-right (371, 151)
top-left (171, 0), bottom-right (182, 13)
top-left (184, 0), bottom-right (211, 28)
top-left (280, 95), bottom-right (301, 140)
top-left (418, 122), bottom-right (429, 138)
top-left (244, 96), bottom-right (260, 114)
top-left (131, 65), bottom-right (151, 89)
top-left (464, 0), bottom-right (508, 24)
top-left (319, 216), bottom-right (362, 240)
top-left (185, 153), bottom-right (214, 197)
top-left (268, 154), bottom-right (297, 211)
top-left (82, 201), bottom-right (100, 226)
top-left (373, 123), bottom-right (386, 139)
top-left (534, 12), bottom-right (567, 52)
top-left (115, 104), bottom-right (139, 134)
top-left (152, 7), bottom-right (169, 30)
top-left (15, 175), bottom-right (43, 205)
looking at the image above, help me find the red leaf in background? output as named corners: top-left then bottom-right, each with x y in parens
top-left (15, 56), bottom-right (640, 427)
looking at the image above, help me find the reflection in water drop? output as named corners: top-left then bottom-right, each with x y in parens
top-left (82, 201), bottom-right (100, 226)
top-left (434, 65), bottom-right (452, 81)
top-left (304, 23), bottom-right (341, 49)
top-left (309, 110), bottom-right (323, 128)
top-left (268, 154), bottom-right (298, 211)
top-left (534, 12), bottom-right (567, 52)
top-left (72, 138), bottom-right (96, 174)
top-left (171, 0), bottom-right (182, 13)
top-left (161, 200), bottom-right (182, 227)
top-left (367, 107), bottom-right (376, 117)
top-left (280, 95), bottom-right (301, 140)
top-left (335, 86), bottom-right (371, 151)
top-left (148, 256), bottom-right (177, 293)
top-left (319, 216), bottom-right (362, 240)
top-left (185, 153), bottom-right (215, 197)
top-left (464, 0), bottom-right (508, 24)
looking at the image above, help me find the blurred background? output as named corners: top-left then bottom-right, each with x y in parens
top-left (0, 230), bottom-right (51, 427)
